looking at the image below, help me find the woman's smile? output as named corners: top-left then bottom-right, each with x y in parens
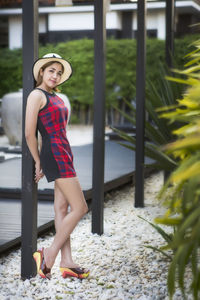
top-left (50, 79), bottom-right (57, 84)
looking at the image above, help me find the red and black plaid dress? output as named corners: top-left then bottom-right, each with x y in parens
top-left (36, 88), bottom-right (76, 182)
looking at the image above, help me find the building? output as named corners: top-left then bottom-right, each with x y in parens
top-left (0, 0), bottom-right (199, 49)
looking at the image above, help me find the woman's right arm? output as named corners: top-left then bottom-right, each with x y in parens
top-left (25, 90), bottom-right (44, 182)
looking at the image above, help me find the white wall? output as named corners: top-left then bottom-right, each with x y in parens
top-left (156, 11), bottom-right (166, 40)
top-left (8, 8), bottom-right (167, 49)
top-left (106, 11), bottom-right (122, 30)
top-left (9, 15), bottom-right (47, 49)
top-left (48, 12), bottom-right (94, 30)
top-left (132, 9), bottom-right (166, 39)
top-left (147, 11), bottom-right (159, 29)
top-left (49, 10), bottom-right (122, 32)
top-left (39, 15), bottom-right (47, 33)
top-left (9, 15), bottom-right (22, 49)
top-left (132, 11), bottom-right (137, 31)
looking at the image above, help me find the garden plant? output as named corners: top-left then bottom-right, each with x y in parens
top-left (154, 38), bottom-right (200, 300)
top-left (111, 36), bottom-right (200, 299)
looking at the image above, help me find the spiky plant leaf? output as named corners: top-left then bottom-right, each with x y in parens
top-left (138, 216), bottom-right (173, 244)
top-left (168, 246), bottom-right (183, 298)
top-left (144, 245), bottom-right (172, 260)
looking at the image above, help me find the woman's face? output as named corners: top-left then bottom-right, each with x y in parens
top-left (40, 62), bottom-right (63, 89)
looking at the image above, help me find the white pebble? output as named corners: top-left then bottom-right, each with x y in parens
top-left (0, 172), bottom-right (193, 299)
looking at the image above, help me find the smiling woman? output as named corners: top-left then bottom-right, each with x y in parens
top-left (25, 53), bottom-right (89, 280)
top-left (33, 53), bottom-right (72, 87)
top-left (35, 62), bottom-right (64, 92)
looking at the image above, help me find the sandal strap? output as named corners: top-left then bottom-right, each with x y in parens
top-left (70, 267), bottom-right (88, 274)
top-left (39, 248), bottom-right (51, 277)
top-left (60, 267), bottom-right (89, 275)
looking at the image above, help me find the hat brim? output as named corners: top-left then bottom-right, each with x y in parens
top-left (32, 57), bottom-right (72, 85)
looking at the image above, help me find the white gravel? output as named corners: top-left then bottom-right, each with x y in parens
top-left (0, 172), bottom-right (192, 300)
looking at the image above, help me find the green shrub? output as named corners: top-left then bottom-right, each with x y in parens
top-left (0, 35), bottom-right (199, 114)
top-left (0, 47), bottom-right (22, 95)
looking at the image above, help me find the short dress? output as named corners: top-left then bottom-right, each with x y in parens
top-left (36, 88), bottom-right (76, 182)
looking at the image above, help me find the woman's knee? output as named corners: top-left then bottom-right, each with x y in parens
top-left (55, 177), bottom-right (88, 216)
top-left (74, 201), bottom-right (88, 218)
top-left (54, 201), bottom-right (68, 216)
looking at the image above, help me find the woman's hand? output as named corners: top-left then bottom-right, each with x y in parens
top-left (35, 161), bottom-right (44, 183)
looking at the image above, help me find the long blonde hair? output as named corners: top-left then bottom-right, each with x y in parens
top-left (36, 61), bottom-right (64, 92)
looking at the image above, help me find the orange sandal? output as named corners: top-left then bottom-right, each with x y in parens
top-left (60, 267), bottom-right (89, 279)
top-left (33, 248), bottom-right (51, 280)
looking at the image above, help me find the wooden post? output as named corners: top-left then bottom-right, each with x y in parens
top-left (21, 0), bottom-right (38, 279)
top-left (92, 0), bottom-right (106, 234)
top-left (135, 0), bottom-right (146, 208)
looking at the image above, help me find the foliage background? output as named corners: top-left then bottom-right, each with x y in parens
top-left (0, 35), bottom-right (198, 122)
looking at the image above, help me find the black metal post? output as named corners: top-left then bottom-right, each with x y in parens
top-left (92, 0), bottom-right (106, 235)
top-left (164, 0), bottom-right (175, 182)
top-left (122, 11), bottom-right (133, 39)
top-left (21, 0), bottom-right (38, 279)
top-left (165, 0), bottom-right (175, 69)
top-left (135, 0), bottom-right (146, 207)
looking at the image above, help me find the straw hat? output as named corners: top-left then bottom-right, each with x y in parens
top-left (32, 53), bottom-right (72, 85)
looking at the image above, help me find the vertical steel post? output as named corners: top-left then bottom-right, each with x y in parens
top-left (21, 0), bottom-right (38, 279)
top-left (122, 11), bottom-right (133, 39)
top-left (92, 0), bottom-right (106, 234)
top-left (135, 0), bottom-right (146, 207)
top-left (166, 0), bottom-right (175, 69)
top-left (164, 0), bottom-right (175, 181)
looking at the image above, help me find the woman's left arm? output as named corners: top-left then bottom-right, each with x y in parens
top-left (25, 90), bottom-right (44, 183)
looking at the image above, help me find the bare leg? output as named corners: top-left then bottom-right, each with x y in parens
top-left (44, 177), bottom-right (88, 269)
top-left (54, 182), bottom-right (81, 268)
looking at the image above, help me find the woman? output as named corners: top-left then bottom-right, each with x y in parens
top-left (25, 53), bottom-right (89, 280)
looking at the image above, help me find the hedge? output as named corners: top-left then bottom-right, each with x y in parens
top-left (0, 35), bottom-right (198, 109)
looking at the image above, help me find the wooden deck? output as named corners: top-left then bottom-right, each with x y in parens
top-left (0, 141), bottom-right (152, 254)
